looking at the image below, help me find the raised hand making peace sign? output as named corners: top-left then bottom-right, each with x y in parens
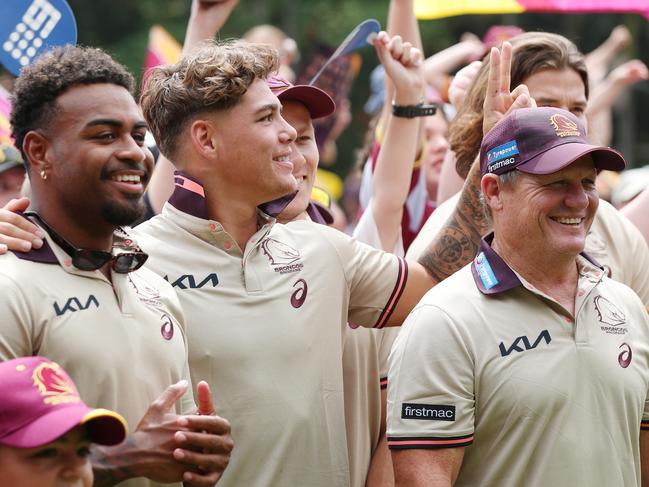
top-left (482, 42), bottom-right (536, 136)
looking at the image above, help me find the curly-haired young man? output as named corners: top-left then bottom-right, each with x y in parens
top-left (1, 45), bottom-right (232, 487)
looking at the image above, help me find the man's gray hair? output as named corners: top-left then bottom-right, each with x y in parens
top-left (479, 170), bottom-right (521, 221)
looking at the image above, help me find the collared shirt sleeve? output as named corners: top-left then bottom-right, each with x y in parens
top-left (351, 199), bottom-right (404, 385)
top-left (317, 224), bottom-right (408, 329)
top-left (0, 272), bottom-right (36, 359)
top-left (377, 327), bottom-right (400, 389)
top-left (387, 305), bottom-right (475, 449)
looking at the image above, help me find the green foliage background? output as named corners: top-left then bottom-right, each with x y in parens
top-left (65, 1), bottom-right (649, 179)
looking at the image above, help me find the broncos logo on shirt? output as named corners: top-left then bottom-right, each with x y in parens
top-left (262, 238), bottom-right (301, 266)
top-left (594, 295), bottom-right (626, 327)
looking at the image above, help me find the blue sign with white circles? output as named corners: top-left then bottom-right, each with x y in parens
top-left (0, 0), bottom-right (77, 76)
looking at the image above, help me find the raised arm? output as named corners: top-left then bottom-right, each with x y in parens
top-left (385, 43), bottom-right (535, 325)
top-left (368, 32), bottom-right (424, 251)
top-left (423, 36), bottom-right (484, 95)
top-left (586, 59), bottom-right (648, 146)
top-left (587, 59), bottom-right (648, 118)
top-left (584, 24), bottom-right (631, 87)
top-left (183, 0), bottom-right (239, 55)
top-left (436, 60), bottom-right (482, 204)
top-left (383, 0), bottom-right (424, 118)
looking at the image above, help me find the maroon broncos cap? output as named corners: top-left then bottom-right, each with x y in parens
top-left (267, 75), bottom-right (336, 119)
top-left (480, 107), bottom-right (626, 176)
top-left (0, 356), bottom-right (127, 448)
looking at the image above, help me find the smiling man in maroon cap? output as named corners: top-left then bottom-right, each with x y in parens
top-left (387, 106), bottom-right (649, 487)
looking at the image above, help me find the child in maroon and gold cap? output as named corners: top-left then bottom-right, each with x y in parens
top-left (0, 356), bottom-right (127, 487)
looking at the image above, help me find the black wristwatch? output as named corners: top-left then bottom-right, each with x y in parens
top-left (391, 102), bottom-right (438, 118)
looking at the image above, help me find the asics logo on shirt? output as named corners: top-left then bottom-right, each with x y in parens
top-left (53, 295), bottom-right (100, 316)
top-left (499, 330), bottom-right (552, 357)
top-left (618, 343), bottom-right (633, 368)
top-left (164, 273), bottom-right (219, 290)
top-left (291, 279), bottom-right (308, 308)
top-left (160, 312), bottom-right (175, 340)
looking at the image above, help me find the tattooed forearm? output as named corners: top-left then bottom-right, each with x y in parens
top-left (418, 162), bottom-right (491, 282)
top-left (91, 437), bottom-right (139, 487)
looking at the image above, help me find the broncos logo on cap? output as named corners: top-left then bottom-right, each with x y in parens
top-left (267, 75), bottom-right (292, 92)
top-left (550, 114), bottom-right (580, 138)
top-left (33, 362), bottom-right (80, 406)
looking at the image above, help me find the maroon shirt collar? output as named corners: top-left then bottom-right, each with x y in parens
top-left (168, 171), bottom-right (296, 220)
top-left (471, 233), bottom-right (603, 295)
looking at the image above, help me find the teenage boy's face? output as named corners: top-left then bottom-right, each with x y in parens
top-left (0, 426), bottom-right (93, 487)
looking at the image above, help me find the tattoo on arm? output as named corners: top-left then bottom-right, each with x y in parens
top-left (418, 163), bottom-right (490, 282)
top-left (91, 437), bottom-right (139, 487)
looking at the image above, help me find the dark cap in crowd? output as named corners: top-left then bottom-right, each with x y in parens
top-left (480, 107), bottom-right (626, 176)
top-left (0, 356), bottom-right (128, 448)
top-left (267, 75), bottom-right (336, 119)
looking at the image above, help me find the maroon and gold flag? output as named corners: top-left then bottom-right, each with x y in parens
top-left (143, 25), bottom-right (181, 73)
top-left (415, 0), bottom-right (649, 19)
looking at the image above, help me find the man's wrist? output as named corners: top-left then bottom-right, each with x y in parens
top-left (91, 438), bottom-right (142, 487)
top-left (392, 101), bottom-right (438, 118)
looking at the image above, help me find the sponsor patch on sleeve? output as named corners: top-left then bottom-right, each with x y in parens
top-left (401, 403), bottom-right (456, 421)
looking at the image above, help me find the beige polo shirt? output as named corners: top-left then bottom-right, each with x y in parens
top-left (343, 202), bottom-right (403, 487)
top-left (341, 326), bottom-right (384, 487)
top-left (132, 173), bottom-right (408, 487)
top-left (407, 194), bottom-right (649, 306)
top-left (389, 234), bottom-right (649, 487)
top-left (0, 224), bottom-right (193, 487)
top-left (341, 325), bottom-right (399, 487)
